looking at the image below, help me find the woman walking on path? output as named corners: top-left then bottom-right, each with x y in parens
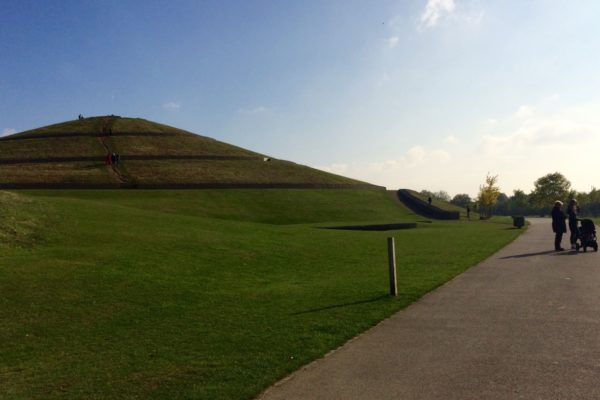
top-left (567, 199), bottom-right (580, 250)
top-left (551, 200), bottom-right (567, 251)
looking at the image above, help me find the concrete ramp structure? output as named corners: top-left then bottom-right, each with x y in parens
top-left (395, 189), bottom-right (460, 220)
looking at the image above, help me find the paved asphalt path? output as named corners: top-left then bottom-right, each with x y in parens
top-left (257, 218), bottom-right (600, 399)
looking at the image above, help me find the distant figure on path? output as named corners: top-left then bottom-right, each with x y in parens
top-left (466, 205), bottom-right (471, 220)
top-left (567, 199), bottom-right (580, 250)
top-left (105, 153), bottom-right (112, 165)
top-left (551, 200), bottom-right (567, 251)
top-left (428, 197), bottom-right (432, 206)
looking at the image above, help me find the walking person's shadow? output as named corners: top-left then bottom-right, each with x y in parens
top-left (500, 250), bottom-right (559, 259)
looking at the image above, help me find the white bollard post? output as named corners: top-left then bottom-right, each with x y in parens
top-left (388, 237), bottom-right (398, 297)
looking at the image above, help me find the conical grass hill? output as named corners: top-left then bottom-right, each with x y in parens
top-left (0, 116), bottom-right (381, 189)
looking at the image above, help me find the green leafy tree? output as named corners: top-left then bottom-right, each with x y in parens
top-left (511, 189), bottom-right (529, 215)
top-left (433, 190), bottom-right (451, 202)
top-left (530, 172), bottom-right (571, 208)
top-left (477, 173), bottom-right (500, 219)
top-left (451, 193), bottom-right (472, 208)
top-left (420, 190), bottom-right (450, 202)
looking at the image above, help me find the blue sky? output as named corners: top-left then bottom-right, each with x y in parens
top-left (2, 0), bottom-right (600, 196)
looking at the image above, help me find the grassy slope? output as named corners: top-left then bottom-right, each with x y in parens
top-left (0, 162), bottom-right (118, 184)
top-left (7, 117), bottom-right (111, 138)
top-left (109, 135), bottom-right (262, 157)
top-left (0, 137), bottom-right (104, 160)
top-left (123, 160), bottom-right (363, 185)
top-left (0, 117), bottom-right (374, 187)
top-left (0, 190), bottom-right (521, 399)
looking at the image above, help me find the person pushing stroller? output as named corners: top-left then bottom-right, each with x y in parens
top-left (576, 218), bottom-right (599, 252)
top-left (566, 199), bottom-right (598, 252)
top-left (567, 199), bottom-right (580, 250)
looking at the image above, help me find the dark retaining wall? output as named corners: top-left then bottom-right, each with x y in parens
top-left (396, 189), bottom-right (460, 220)
top-left (321, 222), bottom-right (417, 231)
top-left (0, 182), bottom-right (386, 190)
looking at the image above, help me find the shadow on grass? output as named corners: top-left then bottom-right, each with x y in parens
top-left (291, 295), bottom-right (389, 315)
top-left (317, 223), bottom-right (417, 231)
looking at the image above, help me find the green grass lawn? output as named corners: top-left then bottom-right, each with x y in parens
top-left (0, 189), bottom-right (522, 399)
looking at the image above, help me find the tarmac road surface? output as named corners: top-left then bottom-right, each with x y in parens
top-left (257, 218), bottom-right (600, 400)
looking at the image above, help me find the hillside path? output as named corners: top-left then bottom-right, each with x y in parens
top-left (257, 218), bottom-right (600, 399)
top-left (97, 137), bottom-right (129, 184)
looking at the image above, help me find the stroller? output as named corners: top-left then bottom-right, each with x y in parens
top-left (576, 219), bottom-right (598, 252)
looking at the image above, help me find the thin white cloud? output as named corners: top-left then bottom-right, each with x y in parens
top-left (2, 128), bottom-right (17, 137)
top-left (419, 0), bottom-right (456, 30)
top-left (444, 135), bottom-right (458, 144)
top-left (453, 9), bottom-right (485, 26)
top-left (417, 0), bottom-right (484, 31)
top-left (315, 146), bottom-right (452, 190)
top-left (162, 101), bottom-right (181, 110)
top-left (515, 105), bottom-right (534, 119)
top-left (480, 100), bottom-right (598, 155)
top-left (376, 72), bottom-right (391, 87)
top-left (237, 105), bottom-right (271, 115)
top-left (316, 145), bottom-right (451, 186)
top-left (387, 36), bottom-right (399, 48)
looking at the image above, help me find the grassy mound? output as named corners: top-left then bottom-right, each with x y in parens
top-left (0, 189), bottom-right (521, 399)
top-left (0, 116), bottom-right (378, 189)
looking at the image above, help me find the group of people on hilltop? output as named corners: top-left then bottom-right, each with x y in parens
top-left (105, 152), bottom-right (121, 166)
top-left (551, 199), bottom-right (580, 251)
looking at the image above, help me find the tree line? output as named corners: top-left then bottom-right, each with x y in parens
top-left (421, 172), bottom-right (600, 218)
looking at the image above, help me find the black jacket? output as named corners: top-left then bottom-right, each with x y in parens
top-left (567, 207), bottom-right (579, 231)
top-left (552, 207), bottom-right (567, 233)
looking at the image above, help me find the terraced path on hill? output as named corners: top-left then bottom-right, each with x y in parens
top-left (0, 131), bottom-right (170, 141)
top-left (98, 137), bottom-right (129, 184)
top-left (0, 155), bottom-right (264, 165)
